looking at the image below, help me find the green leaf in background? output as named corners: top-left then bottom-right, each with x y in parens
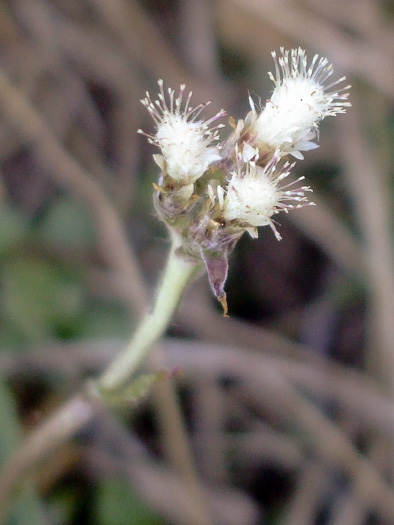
top-left (77, 302), bottom-right (131, 340)
top-left (95, 477), bottom-right (163, 525)
top-left (37, 196), bottom-right (96, 250)
top-left (0, 378), bottom-right (47, 525)
top-left (1, 257), bottom-right (84, 344)
top-left (0, 205), bottom-right (27, 256)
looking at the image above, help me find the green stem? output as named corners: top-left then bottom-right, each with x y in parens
top-left (99, 247), bottom-right (199, 393)
top-left (0, 248), bottom-right (202, 523)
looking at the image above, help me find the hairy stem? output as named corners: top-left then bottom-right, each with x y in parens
top-left (99, 247), bottom-right (199, 392)
top-left (0, 247), bottom-right (201, 522)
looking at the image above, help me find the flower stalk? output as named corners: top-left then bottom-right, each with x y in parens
top-left (98, 246), bottom-right (201, 394)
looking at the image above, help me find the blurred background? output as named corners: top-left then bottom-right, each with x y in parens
top-left (0, 0), bottom-right (393, 524)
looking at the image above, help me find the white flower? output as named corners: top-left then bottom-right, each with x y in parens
top-left (138, 80), bottom-right (225, 183)
top-left (219, 153), bottom-right (313, 240)
top-left (249, 48), bottom-right (351, 159)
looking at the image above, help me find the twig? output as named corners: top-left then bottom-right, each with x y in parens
top-left (225, 0), bottom-right (394, 98)
top-left (0, 394), bottom-right (98, 523)
top-left (5, 338), bottom-right (394, 444)
top-left (0, 66), bottom-right (148, 317)
top-left (4, 339), bottom-right (394, 520)
top-left (90, 0), bottom-right (232, 111)
top-left (164, 341), bottom-right (394, 521)
top-left (85, 444), bottom-right (259, 525)
top-left (282, 461), bottom-right (332, 525)
top-left (178, 0), bottom-right (220, 79)
top-left (290, 194), bottom-right (364, 277)
top-left (339, 92), bottom-right (394, 394)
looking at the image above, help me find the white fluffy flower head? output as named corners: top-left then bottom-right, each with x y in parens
top-left (220, 153), bottom-right (313, 240)
top-left (138, 52), bottom-right (350, 313)
top-left (138, 80), bottom-right (225, 183)
top-left (250, 48), bottom-right (351, 159)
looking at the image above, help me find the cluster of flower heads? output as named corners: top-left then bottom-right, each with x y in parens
top-left (138, 48), bottom-right (350, 314)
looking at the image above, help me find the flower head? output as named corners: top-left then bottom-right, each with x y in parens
top-left (218, 152), bottom-right (313, 240)
top-left (248, 48), bottom-right (351, 159)
top-left (138, 80), bottom-right (226, 183)
top-left (138, 51), bottom-right (350, 314)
